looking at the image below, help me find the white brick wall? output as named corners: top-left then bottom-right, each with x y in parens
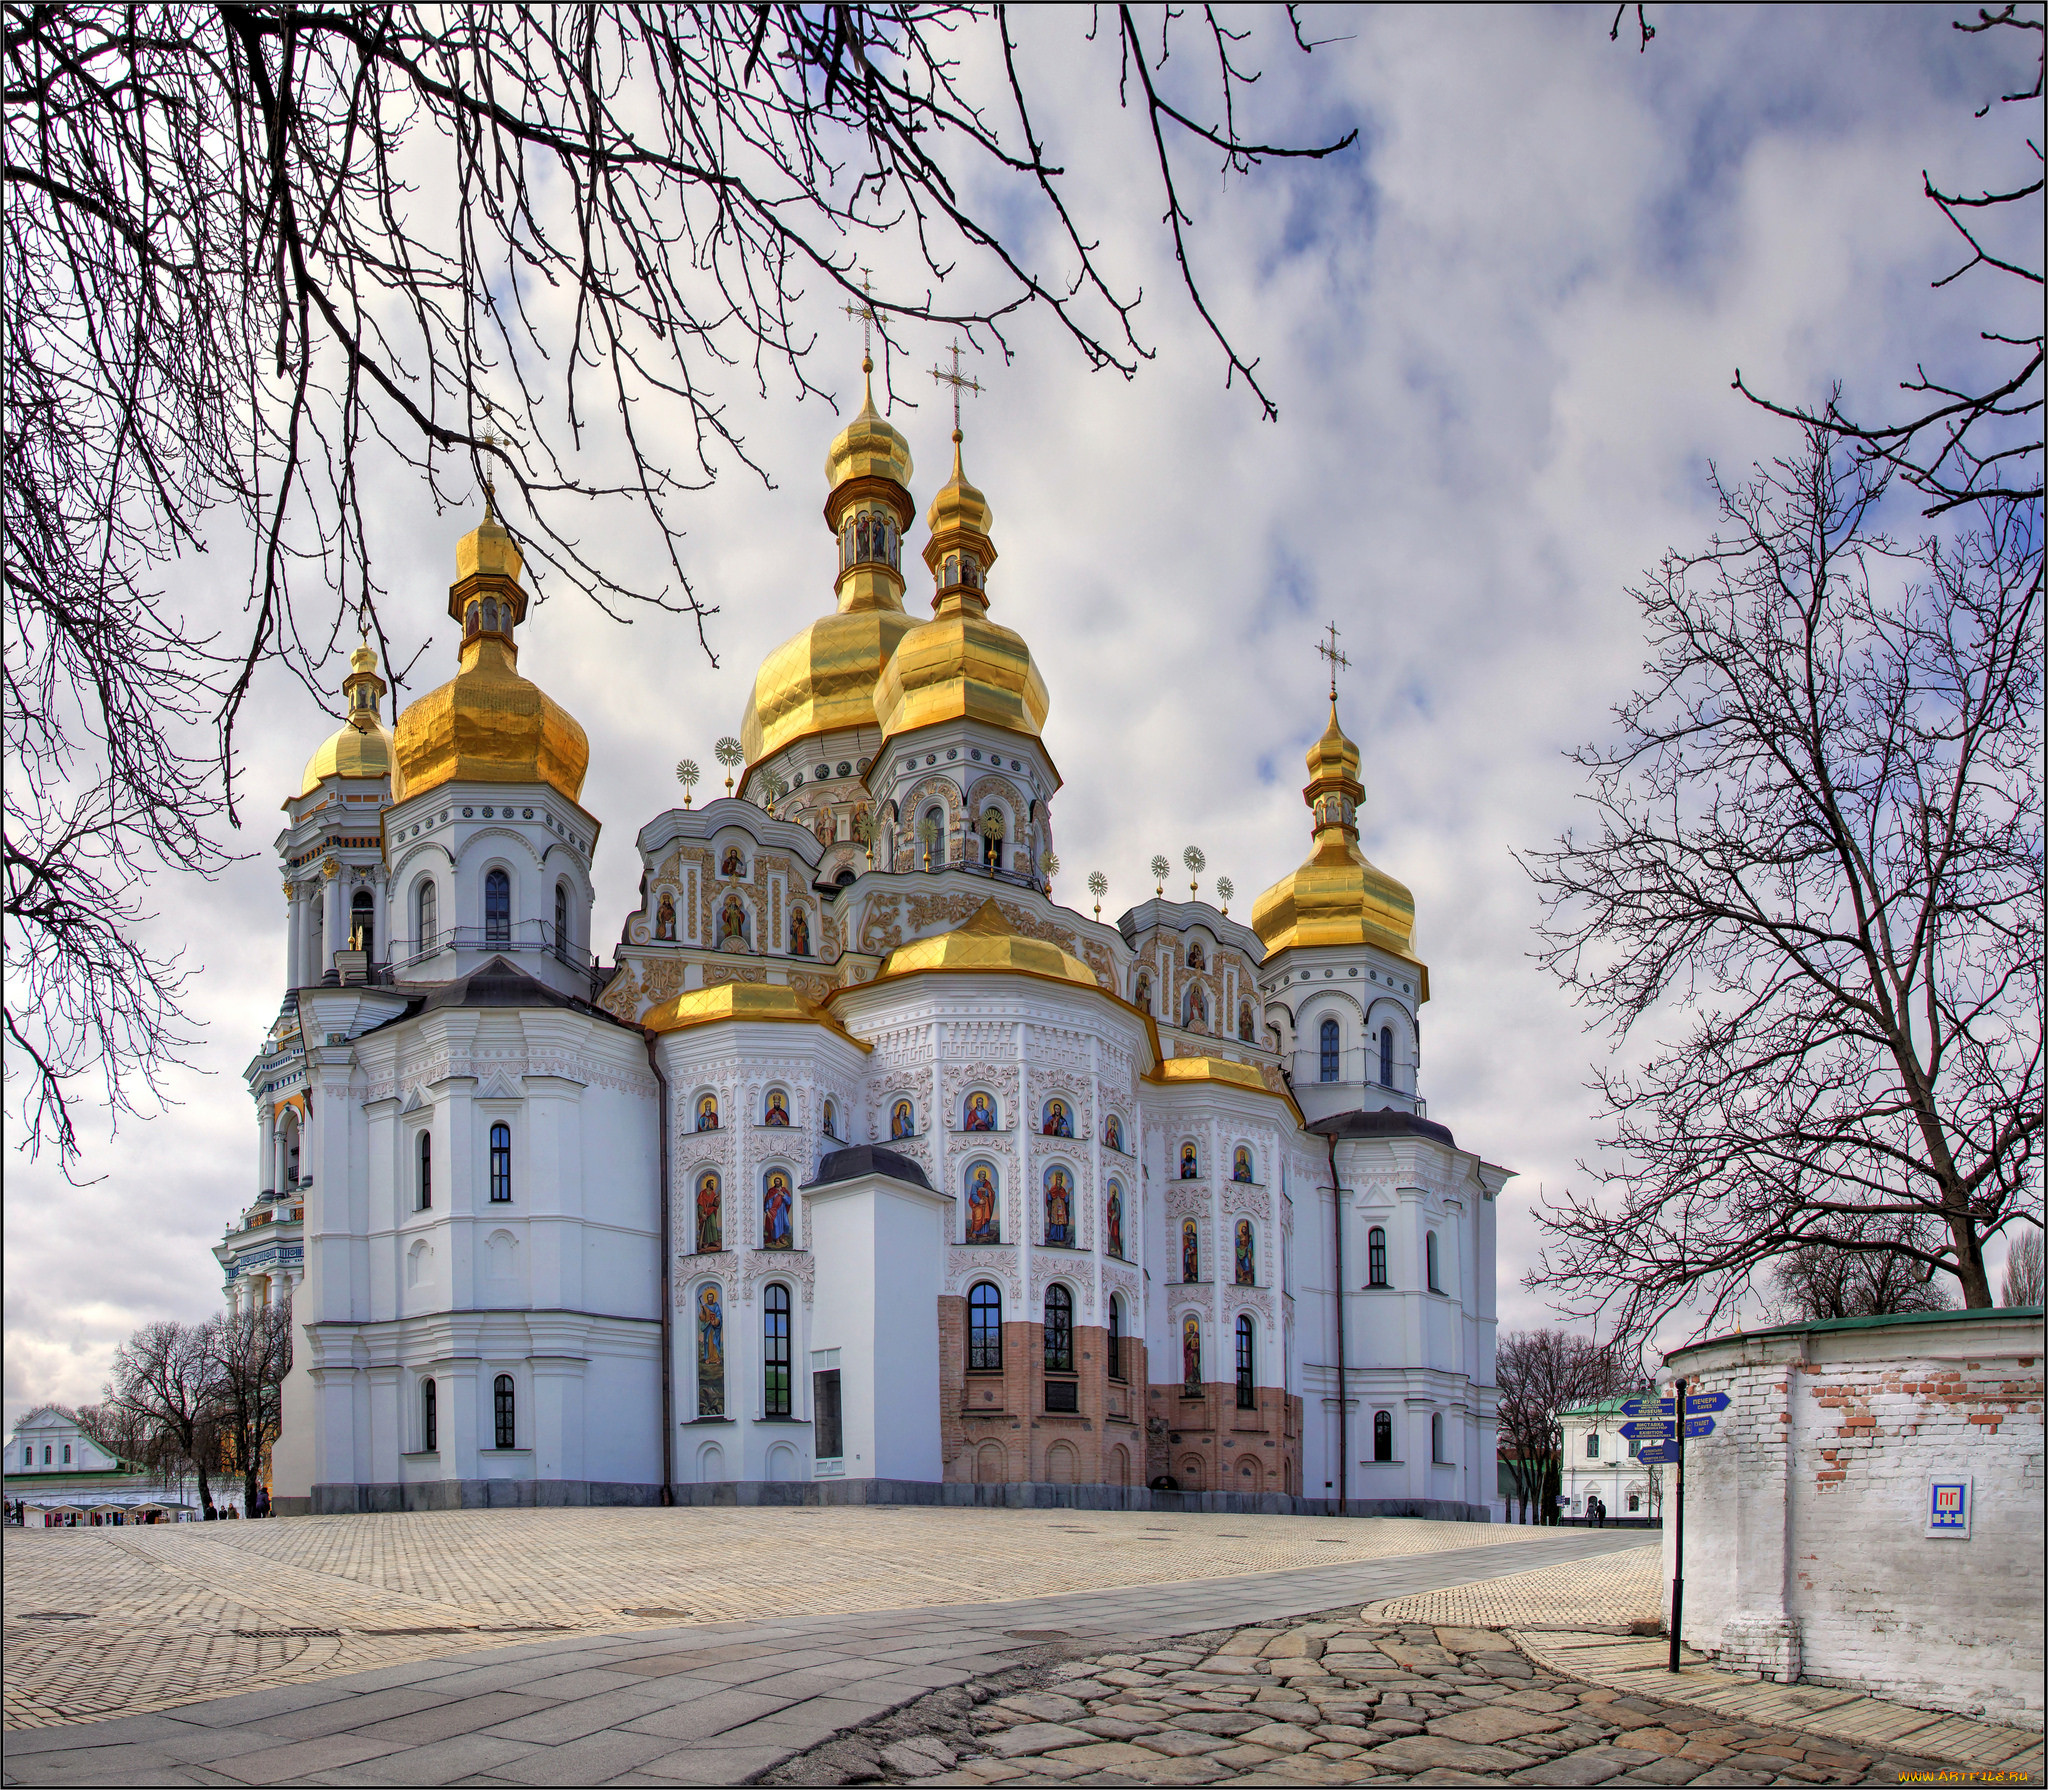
top-left (1662, 1311), bottom-right (2043, 1727)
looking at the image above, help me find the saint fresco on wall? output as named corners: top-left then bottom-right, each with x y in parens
top-left (1102, 1113), bottom-right (1124, 1153)
top-left (1105, 1182), bottom-right (1124, 1259)
top-left (762, 1170), bottom-right (793, 1248)
top-left (655, 895), bottom-right (676, 940)
top-left (963, 1091), bottom-right (997, 1132)
top-left (1235, 1218), bottom-right (1256, 1286)
top-left (1180, 1141), bottom-right (1199, 1179)
top-left (1041, 1097), bottom-right (1073, 1138)
top-left (965, 1161), bottom-right (999, 1243)
top-left (1044, 1167), bottom-right (1073, 1246)
top-left (1233, 1145), bottom-right (1254, 1183)
top-left (697, 1284), bottom-right (725, 1417)
top-left (789, 906), bottom-right (810, 956)
top-left (1181, 1217), bottom-right (1200, 1284)
top-left (891, 1098), bottom-right (916, 1140)
top-left (695, 1092), bottom-right (719, 1132)
top-left (763, 1089), bottom-right (790, 1126)
top-left (1181, 1313), bottom-right (1201, 1393)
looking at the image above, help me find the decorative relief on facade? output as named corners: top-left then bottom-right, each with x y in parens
top-left (742, 1248), bottom-right (815, 1302)
top-left (944, 1253), bottom-right (1021, 1300)
top-left (703, 962), bottom-right (769, 989)
top-left (787, 970), bottom-right (836, 1007)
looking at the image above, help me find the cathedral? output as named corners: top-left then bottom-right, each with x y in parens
top-left (242, 363), bottom-right (1507, 1519)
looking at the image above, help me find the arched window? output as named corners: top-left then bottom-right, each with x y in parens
top-left (1107, 1294), bottom-right (1125, 1382)
top-left (1426, 1231), bottom-right (1441, 1292)
top-left (422, 1378), bottom-right (438, 1452)
top-left (1432, 1412), bottom-right (1446, 1462)
top-left (1320, 1017), bottom-right (1340, 1082)
top-left (694, 1171), bottom-right (721, 1252)
top-left (1234, 1219), bottom-right (1256, 1286)
top-left (1235, 1315), bottom-right (1256, 1410)
top-left (484, 869), bottom-right (511, 945)
top-left (417, 879), bottom-right (438, 953)
top-left (1367, 1226), bottom-right (1388, 1287)
top-left (416, 1131), bottom-right (431, 1211)
top-left (967, 1282), bottom-right (1002, 1371)
top-left (350, 889), bottom-right (375, 958)
top-left (1373, 1409), bottom-right (1394, 1461)
top-left (1380, 1025), bottom-right (1395, 1087)
top-left (493, 1375), bottom-right (515, 1449)
top-left (695, 1092), bottom-right (719, 1132)
top-left (1043, 1285), bottom-right (1074, 1374)
top-left (555, 881), bottom-right (571, 954)
top-left (1587, 1430), bottom-right (1601, 1459)
top-left (489, 1123), bottom-right (512, 1202)
top-left (284, 1118), bottom-right (300, 1186)
top-left (764, 1284), bottom-right (792, 1417)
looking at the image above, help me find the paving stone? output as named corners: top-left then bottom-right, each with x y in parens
top-left (985, 1722), bottom-right (1098, 1758)
top-left (1041, 1739), bottom-right (1173, 1770)
top-left (1506, 1751), bottom-right (1629, 1786)
top-left (1430, 1705), bottom-right (1568, 1744)
top-left (995, 1692), bottom-right (1088, 1722)
top-left (1132, 1729), bottom-right (1231, 1758)
top-left (1361, 1733), bottom-right (1535, 1772)
top-left (1207, 1741), bottom-right (1282, 1767)
top-left (1236, 1722), bottom-right (1318, 1754)
top-left (1073, 1716), bottom-right (1161, 1739)
top-left (1169, 1711), bottom-right (1268, 1737)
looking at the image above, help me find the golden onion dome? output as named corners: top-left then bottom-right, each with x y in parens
top-left (297, 643), bottom-right (393, 796)
top-left (871, 897), bottom-right (1098, 989)
top-left (824, 361), bottom-right (914, 491)
top-left (874, 431), bottom-right (1049, 744)
top-left (390, 512), bottom-right (591, 806)
top-left (741, 359), bottom-right (920, 769)
top-left (1250, 697), bottom-right (1429, 996)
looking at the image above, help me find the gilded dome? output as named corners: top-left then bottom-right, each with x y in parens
top-left (741, 359), bottom-right (920, 770)
top-left (298, 643), bottom-right (393, 796)
top-left (874, 432), bottom-right (1048, 744)
top-left (824, 362), bottom-right (913, 491)
top-left (390, 515), bottom-right (590, 806)
top-left (1250, 698), bottom-right (1429, 995)
top-left (872, 897), bottom-right (1098, 989)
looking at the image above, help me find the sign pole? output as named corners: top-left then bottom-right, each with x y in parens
top-left (1668, 1377), bottom-right (1686, 1673)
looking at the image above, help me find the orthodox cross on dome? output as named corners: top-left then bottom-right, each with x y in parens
top-left (1316, 619), bottom-right (1350, 700)
top-left (843, 267), bottom-right (879, 367)
top-left (931, 339), bottom-right (983, 435)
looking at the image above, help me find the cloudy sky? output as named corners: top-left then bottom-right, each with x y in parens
top-left (7, 5), bottom-right (2037, 1428)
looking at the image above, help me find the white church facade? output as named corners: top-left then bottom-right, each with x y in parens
top-left (249, 371), bottom-right (1508, 1518)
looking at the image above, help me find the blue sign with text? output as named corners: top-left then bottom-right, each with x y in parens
top-left (1621, 1420), bottom-right (1672, 1440)
top-left (1636, 1442), bottom-right (1680, 1464)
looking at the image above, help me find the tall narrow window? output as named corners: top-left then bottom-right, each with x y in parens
top-left (554, 881), bottom-right (571, 954)
top-left (1320, 1017), bottom-right (1340, 1082)
top-left (1234, 1315), bottom-right (1256, 1410)
top-left (1367, 1226), bottom-right (1389, 1287)
top-left (1426, 1231), bottom-right (1441, 1292)
top-left (1107, 1294), bottom-right (1125, 1382)
top-left (417, 879), bottom-right (438, 953)
top-left (350, 889), bottom-right (375, 958)
top-left (416, 1131), bottom-right (432, 1211)
top-left (764, 1284), bottom-right (792, 1417)
top-left (813, 1367), bottom-right (843, 1458)
top-left (489, 1123), bottom-right (512, 1202)
top-left (1373, 1409), bottom-right (1394, 1461)
top-left (967, 1281), bottom-right (1002, 1371)
top-left (494, 1375), bottom-right (515, 1449)
top-left (1043, 1285), bottom-right (1074, 1374)
top-left (1587, 1431), bottom-right (1600, 1459)
top-left (422, 1378), bottom-right (438, 1452)
top-left (1432, 1412), bottom-right (1446, 1463)
top-left (484, 868), bottom-right (511, 945)
top-left (1380, 1025), bottom-right (1395, 1087)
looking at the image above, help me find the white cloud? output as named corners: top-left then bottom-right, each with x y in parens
top-left (8, 5), bottom-right (2031, 1422)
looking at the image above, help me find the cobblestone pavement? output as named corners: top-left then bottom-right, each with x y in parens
top-left (0, 1529), bottom-right (1648, 1783)
top-left (2, 1508), bottom-right (1568, 1731)
top-left (783, 1615), bottom-right (2017, 1787)
top-left (1363, 1543), bottom-right (1662, 1630)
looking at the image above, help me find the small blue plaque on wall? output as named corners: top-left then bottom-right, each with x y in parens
top-left (1925, 1476), bottom-right (1972, 1538)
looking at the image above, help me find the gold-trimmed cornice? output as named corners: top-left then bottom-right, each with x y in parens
top-left (643, 980), bottom-right (873, 1050)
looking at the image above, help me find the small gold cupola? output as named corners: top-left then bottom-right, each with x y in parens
top-left (390, 504), bottom-right (591, 806)
top-left (297, 640), bottom-right (394, 796)
top-left (1250, 688), bottom-right (1428, 995)
top-left (874, 426), bottom-right (1049, 743)
top-left (739, 356), bottom-right (921, 768)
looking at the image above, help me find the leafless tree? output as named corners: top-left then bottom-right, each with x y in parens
top-left (3, 4), bottom-right (1355, 1173)
top-left (100, 1319), bottom-right (220, 1515)
top-left (204, 1301), bottom-right (293, 1517)
top-left (2004, 1227), bottom-right (2045, 1305)
top-left (1495, 1330), bottom-right (1626, 1525)
top-left (1736, 8), bottom-right (2042, 515)
top-left (1525, 430), bottom-right (2041, 1340)
top-left (1770, 1218), bottom-right (1959, 1322)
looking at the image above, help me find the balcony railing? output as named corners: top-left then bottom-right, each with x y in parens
top-left (362, 922), bottom-right (606, 995)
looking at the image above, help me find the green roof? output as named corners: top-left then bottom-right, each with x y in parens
top-left (1667, 1305), bottom-right (2043, 1361)
top-left (1556, 1396), bottom-right (1642, 1419)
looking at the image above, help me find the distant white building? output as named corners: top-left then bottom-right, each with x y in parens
top-left (1558, 1397), bottom-right (1660, 1523)
top-left (4, 1407), bottom-right (204, 1524)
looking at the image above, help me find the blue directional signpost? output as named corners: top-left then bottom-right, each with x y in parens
top-left (1619, 1384), bottom-right (1729, 1670)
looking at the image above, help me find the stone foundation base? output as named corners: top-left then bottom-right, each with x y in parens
top-left (1719, 1612), bottom-right (1803, 1684)
top-left (277, 1479), bottom-right (1493, 1520)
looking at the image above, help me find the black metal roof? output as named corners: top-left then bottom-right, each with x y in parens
top-left (804, 1144), bottom-right (936, 1192)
